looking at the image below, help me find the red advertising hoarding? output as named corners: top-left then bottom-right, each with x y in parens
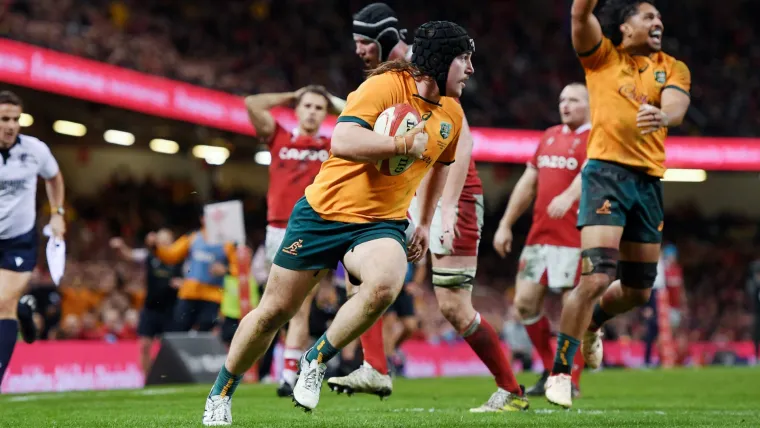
top-left (1, 39), bottom-right (759, 170)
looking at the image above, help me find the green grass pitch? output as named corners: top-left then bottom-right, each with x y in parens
top-left (1, 367), bottom-right (758, 427)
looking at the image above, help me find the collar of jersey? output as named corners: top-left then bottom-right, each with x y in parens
top-left (562, 123), bottom-right (591, 135)
top-left (412, 93), bottom-right (442, 107)
top-left (0, 136), bottom-right (21, 163)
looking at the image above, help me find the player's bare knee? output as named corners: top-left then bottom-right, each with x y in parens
top-left (369, 282), bottom-right (399, 310)
top-left (577, 274), bottom-right (612, 301)
top-left (361, 272), bottom-right (402, 314)
top-left (438, 299), bottom-right (459, 325)
top-left (290, 305), bottom-right (310, 323)
top-left (254, 304), bottom-right (296, 335)
top-left (514, 294), bottom-right (541, 322)
top-left (439, 299), bottom-right (473, 332)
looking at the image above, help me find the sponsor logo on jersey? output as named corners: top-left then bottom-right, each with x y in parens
top-left (536, 155), bottom-right (579, 170)
top-left (278, 147), bottom-right (330, 162)
top-left (618, 84), bottom-right (650, 104)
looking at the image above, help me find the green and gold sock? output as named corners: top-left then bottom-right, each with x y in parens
top-left (305, 334), bottom-right (338, 364)
top-left (209, 365), bottom-right (243, 398)
top-left (551, 333), bottom-right (580, 375)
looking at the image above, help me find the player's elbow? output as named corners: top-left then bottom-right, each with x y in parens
top-left (330, 124), bottom-right (357, 160)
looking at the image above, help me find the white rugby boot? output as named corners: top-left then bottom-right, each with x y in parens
top-left (545, 373), bottom-right (573, 409)
top-left (203, 395), bottom-right (232, 426)
top-left (469, 387), bottom-right (529, 413)
top-left (292, 354), bottom-right (327, 411)
top-left (326, 362), bottom-right (393, 398)
top-left (582, 329), bottom-right (604, 369)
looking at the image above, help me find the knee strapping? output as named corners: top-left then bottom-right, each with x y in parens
top-left (432, 267), bottom-right (476, 289)
top-left (619, 261), bottom-right (658, 289)
top-left (580, 248), bottom-right (619, 278)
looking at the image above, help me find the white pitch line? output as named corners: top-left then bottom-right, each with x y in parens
top-left (132, 387), bottom-right (184, 396)
top-left (390, 408), bottom-right (758, 417)
top-left (2, 387), bottom-right (190, 402)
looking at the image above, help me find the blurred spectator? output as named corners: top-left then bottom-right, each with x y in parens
top-left (2, 0), bottom-right (759, 136)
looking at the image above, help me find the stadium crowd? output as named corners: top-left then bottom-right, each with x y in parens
top-left (24, 171), bottom-right (759, 353)
top-left (2, 0), bottom-right (759, 136)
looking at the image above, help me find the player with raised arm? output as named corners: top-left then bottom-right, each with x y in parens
top-left (0, 90), bottom-right (66, 387)
top-left (202, 21), bottom-right (474, 425)
top-left (327, 6), bottom-right (526, 412)
top-left (243, 85), bottom-right (334, 397)
top-left (545, 0), bottom-right (691, 408)
top-left (493, 83), bottom-right (590, 398)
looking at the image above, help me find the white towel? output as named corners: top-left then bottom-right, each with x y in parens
top-left (43, 225), bottom-right (66, 286)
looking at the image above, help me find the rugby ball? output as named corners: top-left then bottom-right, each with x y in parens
top-left (373, 103), bottom-right (422, 176)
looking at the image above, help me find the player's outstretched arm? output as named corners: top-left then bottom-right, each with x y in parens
top-left (154, 234), bottom-right (192, 265)
top-left (108, 237), bottom-right (149, 263)
top-left (244, 91), bottom-right (298, 142)
top-left (571, 0), bottom-right (603, 54)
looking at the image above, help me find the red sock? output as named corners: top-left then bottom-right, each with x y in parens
top-left (463, 315), bottom-right (521, 395)
top-left (283, 348), bottom-right (300, 372)
top-left (360, 318), bottom-right (388, 375)
top-left (571, 349), bottom-right (584, 387)
top-left (523, 315), bottom-right (554, 372)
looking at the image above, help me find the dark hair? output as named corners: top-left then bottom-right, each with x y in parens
top-left (297, 85), bottom-right (331, 108)
top-left (0, 91), bottom-right (23, 109)
top-left (366, 59), bottom-right (425, 79)
top-left (599, 0), bottom-right (656, 46)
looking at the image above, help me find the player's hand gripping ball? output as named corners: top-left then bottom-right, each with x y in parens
top-left (374, 103), bottom-right (426, 176)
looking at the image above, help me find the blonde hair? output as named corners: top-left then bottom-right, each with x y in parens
top-left (366, 59), bottom-right (426, 79)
